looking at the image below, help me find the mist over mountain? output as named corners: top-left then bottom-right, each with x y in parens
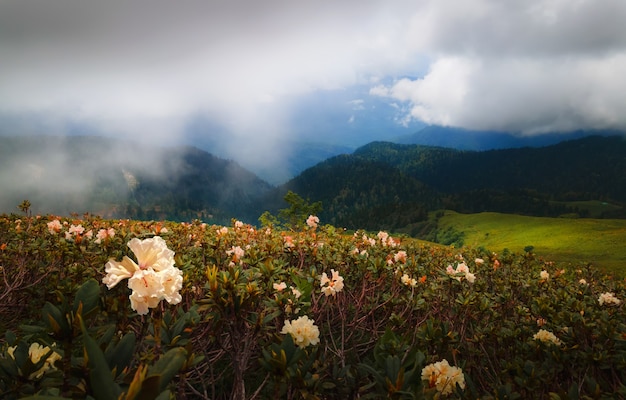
top-left (392, 126), bottom-right (624, 151)
top-left (0, 136), bottom-right (271, 224)
top-left (187, 125), bottom-right (624, 183)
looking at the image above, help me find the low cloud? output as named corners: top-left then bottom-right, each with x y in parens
top-left (1, 0), bottom-right (625, 185)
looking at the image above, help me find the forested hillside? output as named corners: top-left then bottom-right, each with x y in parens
top-left (263, 155), bottom-right (440, 231)
top-left (262, 135), bottom-right (626, 232)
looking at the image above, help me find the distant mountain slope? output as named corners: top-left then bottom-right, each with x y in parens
top-left (393, 125), bottom-right (623, 150)
top-left (354, 135), bottom-right (626, 202)
top-left (261, 135), bottom-right (626, 232)
top-left (271, 155), bottom-right (440, 230)
top-left (0, 136), bottom-right (272, 223)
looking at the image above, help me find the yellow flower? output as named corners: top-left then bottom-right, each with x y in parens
top-left (533, 329), bottom-right (562, 346)
top-left (421, 359), bottom-right (465, 395)
top-left (281, 316), bottom-right (320, 347)
top-left (8, 343), bottom-right (61, 380)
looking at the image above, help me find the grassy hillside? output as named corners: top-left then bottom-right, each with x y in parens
top-left (438, 210), bottom-right (626, 277)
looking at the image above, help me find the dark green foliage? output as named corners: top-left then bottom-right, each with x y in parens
top-left (271, 135), bottom-right (626, 233)
top-left (276, 190), bottom-right (322, 229)
top-left (269, 155), bottom-right (439, 232)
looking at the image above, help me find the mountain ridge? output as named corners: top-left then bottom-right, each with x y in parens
top-left (2, 133), bottom-right (625, 233)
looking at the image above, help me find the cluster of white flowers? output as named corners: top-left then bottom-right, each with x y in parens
top-left (377, 231), bottom-right (398, 247)
top-left (354, 232), bottom-right (377, 247)
top-left (283, 235), bottom-right (295, 248)
top-left (8, 343), bottom-right (62, 380)
top-left (274, 281), bottom-right (303, 313)
top-left (103, 236), bottom-right (183, 315)
top-left (394, 250), bottom-right (407, 264)
top-left (46, 219), bottom-right (62, 234)
top-left (421, 359), bottom-right (466, 395)
top-left (533, 329), bottom-right (563, 346)
top-left (401, 273), bottom-right (417, 287)
top-left (306, 215), bottom-right (320, 229)
top-left (226, 245), bottom-right (245, 264)
top-left (273, 282), bottom-right (287, 291)
top-left (598, 292), bottom-right (621, 306)
top-left (540, 270), bottom-right (550, 281)
top-left (320, 269), bottom-right (344, 296)
top-left (94, 227), bottom-right (116, 244)
top-left (446, 262), bottom-right (476, 283)
top-left (281, 316), bottom-right (320, 347)
top-left (47, 219), bottom-right (117, 245)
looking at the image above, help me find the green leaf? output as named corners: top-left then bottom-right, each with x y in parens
top-left (105, 332), bottom-right (136, 378)
top-left (79, 315), bottom-right (122, 400)
top-left (4, 330), bottom-right (16, 346)
top-left (0, 357), bottom-right (19, 377)
top-left (147, 347), bottom-right (187, 393)
top-left (42, 302), bottom-right (70, 337)
top-left (73, 279), bottom-right (101, 318)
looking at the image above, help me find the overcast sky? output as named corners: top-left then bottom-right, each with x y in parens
top-left (2, 0), bottom-right (626, 159)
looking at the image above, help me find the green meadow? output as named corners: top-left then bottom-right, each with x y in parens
top-left (439, 210), bottom-right (626, 277)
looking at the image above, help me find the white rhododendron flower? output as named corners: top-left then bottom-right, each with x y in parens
top-left (102, 256), bottom-right (138, 289)
top-left (540, 270), bottom-right (550, 281)
top-left (95, 227), bottom-right (115, 244)
top-left (291, 286), bottom-right (302, 298)
top-left (226, 246), bottom-right (245, 263)
top-left (273, 282), bottom-right (287, 291)
top-left (421, 359), bottom-right (465, 395)
top-left (306, 215), bottom-right (320, 228)
top-left (103, 236), bottom-right (183, 315)
top-left (394, 250), bottom-right (407, 264)
top-left (446, 262), bottom-right (476, 283)
top-left (320, 269), bottom-right (344, 296)
top-left (157, 265), bottom-right (183, 304)
top-left (281, 316), bottom-right (320, 347)
top-left (401, 273), bottom-right (417, 287)
top-left (47, 219), bottom-right (62, 234)
top-left (598, 292), bottom-right (621, 306)
top-left (533, 329), bottom-right (563, 346)
top-left (68, 224), bottom-right (85, 235)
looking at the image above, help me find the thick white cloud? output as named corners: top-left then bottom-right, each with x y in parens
top-left (1, 0), bottom-right (625, 159)
top-left (373, 0), bottom-right (626, 134)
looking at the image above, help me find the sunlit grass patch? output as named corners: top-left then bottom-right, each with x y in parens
top-left (439, 210), bottom-right (626, 277)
